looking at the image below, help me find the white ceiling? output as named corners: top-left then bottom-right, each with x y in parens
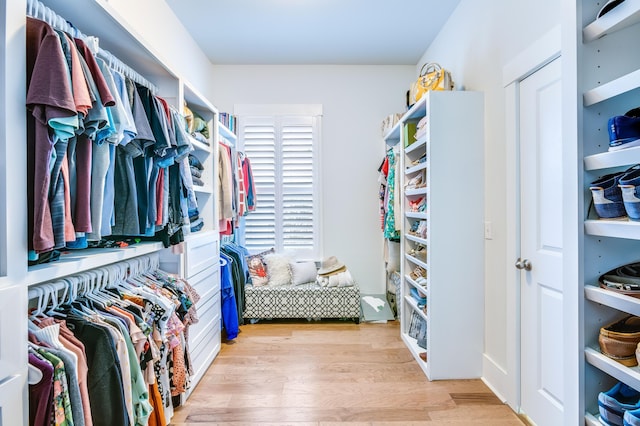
top-left (165, 0), bottom-right (461, 65)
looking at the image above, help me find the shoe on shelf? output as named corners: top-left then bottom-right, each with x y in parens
top-left (598, 0), bottom-right (626, 19)
top-left (608, 109), bottom-right (640, 152)
top-left (619, 167), bottom-right (640, 221)
top-left (598, 382), bottom-right (640, 426)
top-left (590, 172), bottom-right (627, 219)
top-left (624, 406), bottom-right (640, 426)
top-left (599, 315), bottom-right (640, 367)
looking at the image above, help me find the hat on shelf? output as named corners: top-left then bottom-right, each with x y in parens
top-left (318, 256), bottom-right (346, 276)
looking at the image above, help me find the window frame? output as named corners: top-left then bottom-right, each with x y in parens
top-left (235, 104), bottom-right (322, 260)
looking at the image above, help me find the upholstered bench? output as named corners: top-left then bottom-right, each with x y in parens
top-left (243, 282), bottom-right (361, 323)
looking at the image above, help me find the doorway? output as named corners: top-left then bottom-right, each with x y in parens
top-left (503, 26), bottom-right (564, 426)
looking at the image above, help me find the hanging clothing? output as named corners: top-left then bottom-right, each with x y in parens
top-left (219, 256), bottom-right (239, 340)
top-left (26, 17), bottom-right (197, 265)
top-left (383, 147), bottom-right (401, 240)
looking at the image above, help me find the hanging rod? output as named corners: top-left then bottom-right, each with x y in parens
top-left (26, 0), bottom-right (158, 94)
top-left (27, 252), bottom-right (161, 309)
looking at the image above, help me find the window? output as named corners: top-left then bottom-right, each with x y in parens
top-left (237, 105), bottom-right (322, 259)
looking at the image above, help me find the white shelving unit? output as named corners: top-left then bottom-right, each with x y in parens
top-left (384, 91), bottom-right (484, 380)
top-left (578, 0), bottom-right (640, 421)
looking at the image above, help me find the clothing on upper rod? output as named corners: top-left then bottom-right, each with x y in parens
top-left (26, 0), bottom-right (157, 94)
top-left (218, 145), bottom-right (256, 237)
top-left (27, 255), bottom-right (201, 426)
top-left (26, 8), bottom-right (206, 265)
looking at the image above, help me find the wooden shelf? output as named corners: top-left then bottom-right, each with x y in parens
top-left (405, 187), bottom-right (428, 197)
top-left (218, 122), bottom-right (237, 141)
top-left (585, 285), bottom-right (640, 316)
top-left (405, 212), bottom-right (427, 220)
top-left (584, 412), bottom-right (602, 426)
top-left (383, 122), bottom-right (401, 145)
top-left (405, 162), bottom-right (427, 175)
top-left (400, 332), bottom-right (429, 377)
top-left (583, 0), bottom-right (640, 42)
top-left (188, 134), bottom-right (212, 152)
top-left (405, 253), bottom-right (427, 270)
top-left (193, 184), bottom-right (214, 195)
top-left (26, 241), bottom-right (165, 286)
top-left (405, 136), bottom-right (427, 155)
top-left (583, 68), bottom-right (640, 107)
top-left (405, 234), bottom-right (428, 245)
top-left (404, 295), bottom-right (427, 322)
top-left (585, 346), bottom-right (640, 392)
top-left (585, 219), bottom-right (640, 239)
top-left (584, 145), bottom-right (640, 170)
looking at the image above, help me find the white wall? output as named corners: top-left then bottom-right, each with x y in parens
top-left (415, 0), bottom-right (560, 402)
top-left (209, 65), bottom-right (415, 295)
top-left (103, 0), bottom-right (215, 95)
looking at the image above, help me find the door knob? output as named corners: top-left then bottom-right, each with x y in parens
top-left (515, 258), bottom-right (532, 271)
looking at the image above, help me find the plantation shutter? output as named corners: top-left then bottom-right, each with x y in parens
top-left (241, 114), bottom-right (320, 258)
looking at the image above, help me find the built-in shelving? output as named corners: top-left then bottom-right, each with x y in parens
top-left (579, 0), bottom-right (640, 422)
top-left (384, 91), bottom-right (483, 381)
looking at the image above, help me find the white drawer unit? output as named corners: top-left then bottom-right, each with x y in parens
top-left (0, 375), bottom-right (24, 425)
top-left (185, 231), bottom-right (220, 278)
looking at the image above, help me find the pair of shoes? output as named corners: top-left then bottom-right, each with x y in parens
top-left (625, 407), bottom-right (640, 426)
top-left (408, 197), bottom-right (426, 212)
top-left (609, 107), bottom-right (640, 152)
top-left (590, 166), bottom-right (640, 220)
top-left (599, 382), bottom-right (640, 426)
top-left (599, 315), bottom-right (640, 366)
top-left (408, 220), bottom-right (427, 238)
top-left (409, 266), bottom-right (426, 280)
top-left (405, 174), bottom-right (424, 189)
top-left (599, 262), bottom-right (640, 298)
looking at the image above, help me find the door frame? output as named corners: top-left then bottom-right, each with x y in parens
top-left (502, 25), bottom-right (561, 415)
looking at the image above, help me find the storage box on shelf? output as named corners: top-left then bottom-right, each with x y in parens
top-left (579, 0), bottom-right (640, 420)
top-left (383, 91), bottom-right (483, 380)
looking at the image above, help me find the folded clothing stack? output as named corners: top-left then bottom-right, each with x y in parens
top-left (187, 154), bottom-right (203, 232)
top-left (189, 154), bottom-right (205, 187)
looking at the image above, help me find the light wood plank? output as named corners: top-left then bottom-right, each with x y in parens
top-left (171, 320), bottom-right (524, 425)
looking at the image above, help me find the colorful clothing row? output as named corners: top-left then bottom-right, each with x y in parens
top-left (218, 144), bottom-right (256, 236)
top-left (27, 269), bottom-right (200, 426)
top-left (26, 17), bottom-right (200, 263)
top-left (379, 147), bottom-right (401, 240)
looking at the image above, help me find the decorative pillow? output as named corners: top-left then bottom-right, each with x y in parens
top-left (263, 253), bottom-right (292, 286)
top-left (246, 248), bottom-right (274, 287)
top-left (290, 261), bottom-right (318, 285)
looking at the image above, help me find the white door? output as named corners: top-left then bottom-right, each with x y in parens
top-left (518, 57), bottom-right (564, 425)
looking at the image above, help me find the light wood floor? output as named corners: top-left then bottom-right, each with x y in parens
top-left (171, 320), bottom-right (525, 425)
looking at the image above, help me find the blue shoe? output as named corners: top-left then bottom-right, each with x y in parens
top-left (608, 113), bottom-right (640, 151)
top-left (625, 407), bottom-right (640, 426)
top-left (590, 172), bottom-right (627, 219)
top-left (619, 168), bottom-right (640, 220)
top-left (599, 382), bottom-right (640, 426)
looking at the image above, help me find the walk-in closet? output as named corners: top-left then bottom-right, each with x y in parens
top-left (0, 0), bottom-right (622, 425)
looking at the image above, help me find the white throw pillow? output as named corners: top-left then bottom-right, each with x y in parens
top-left (264, 254), bottom-right (292, 286)
top-left (290, 261), bottom-right (318, 285)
